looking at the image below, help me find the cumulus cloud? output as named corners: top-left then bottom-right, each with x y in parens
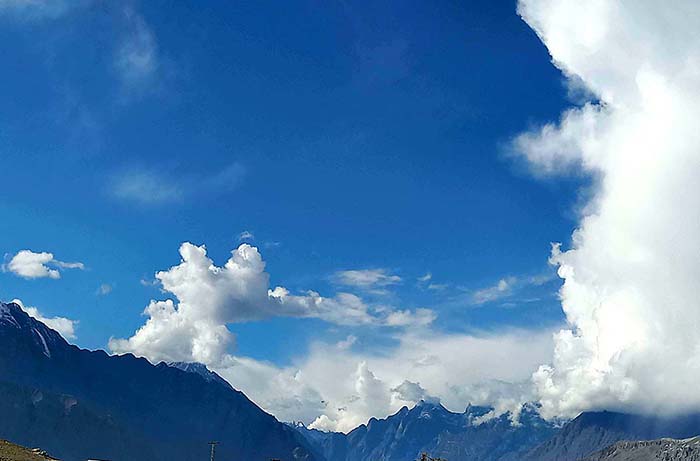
top-left (105, 243), bottom-right (554, 431)
top-left (12, 299), bottom-right (77, 340)
top-left (333, 269), bottom-right (402, 289)
top-left (4, 250), bottom-right (84, 279)
top-left (110, 243), bottom-right (434, 364)
top-left (516, 0), bottom-right (700, 418)
top-left (391, 380), bottom-right (437, 403)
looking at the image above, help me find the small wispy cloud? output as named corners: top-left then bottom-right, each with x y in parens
top-left (238, 231), bottom-right (255, 242)
top-left (3, 250), bottom-right (84, 280)
top-left (140, 278), bottom-right (159, 287)
top-left (427, 283), bottom-right (448, 291)
top-left (335, 335), bottom-right (357, 350)
top-left (468, 271), bottom-right (557, 306)
top-left (333, 268), bottom-right (402, 290)
top-left (0, 0), bottom-right (75, 20)
top-left (417, 272), bottom-right (449, 291)
top-left (110, 169), bottom-right (183, 205)
top-left (96, 283), bottom-right (113, 296)
top-left (115, 6), bottom-right (159, 92)
top-left (384, 308), bottom-right (436, 327)
top-left (109, 163), bottom-right (245, 206)
top-left (471, 277), bottom-right (517, 305)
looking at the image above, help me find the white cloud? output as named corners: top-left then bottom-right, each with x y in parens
top-left (516, 0), bottom-right (700, 419)
top-left (471, 277), bottom-right (517, 305)
top-left (417, 272), bottom-right (449, 291)
top-left (238, 230), bottom-right (255, 241)
top-left (97, 284), bottom-right (112, 296)
top-left (333, 269), bottom-right (402, 289)
top-left (110, 164), bottom-right (245, 205)
top-left (0, 0), bottom-right (74, 19)
top-left (108, 243), bottom-right (557, 431)
top-left (12, 299), bottom-right (77, 340)
top-left (467, 272), bottom-right (556, 306)
top-left (335, 335), bottom-right (357, 350)
top-left (384, 308), bottom-right (436, 327)
top-left (427, 283), bottom-right (448, 291)
top-left (391, 380), bottom-right (437, 403)
top-left (110, 169), bottom-right (183, 204)
top-left (115, 7), bottom-right (158, 90)
top-left (211, 328), bottom-right (554, 432)
top-left (110, 243), bottom-right (434, 364)
top-left (4, 250), bottom-right (84, 279)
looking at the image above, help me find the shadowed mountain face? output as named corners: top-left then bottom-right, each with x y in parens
top-left (0, 301), bottom-right (314, 461)
top-left (294, 400), bottom-right (558, 461)
top-left (523, 411), bottom-right (700, 461)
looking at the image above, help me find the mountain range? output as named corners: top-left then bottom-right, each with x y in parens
top-left (583, 436), bottom-right (700, 461)
top-left (293, 404), bottom-right (700, 461)
top-left (294, 401), bottom-right (557, 461)
top-left (522, 410), bottom-right (700, 461)
top-left (3, 299), bottom-right (700, 461)
top-left (0, 301), bottom-right (313, 461)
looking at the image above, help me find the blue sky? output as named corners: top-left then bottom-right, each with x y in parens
top-left (0, 0), bottom-right (586, 427)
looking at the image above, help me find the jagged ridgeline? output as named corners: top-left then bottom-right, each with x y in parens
top-left (293, 400), bottom-right (558, 461)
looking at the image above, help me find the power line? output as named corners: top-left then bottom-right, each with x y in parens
top-left (208, 441), bottom-right (219, 461)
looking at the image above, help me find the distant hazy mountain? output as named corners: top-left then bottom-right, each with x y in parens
top-left (295, 393), bottom-right (700, 461)
top-left (0, 301), bottom-right (315, 461)
top-left (294, 400), bottom-right (557, 461)
top-left (582, 436), bottom-right (700, 461)
top-left (523, 411), bottom-right (700, 461)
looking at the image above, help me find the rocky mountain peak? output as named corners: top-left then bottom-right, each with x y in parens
top-left (166, 361), bottom-right (233, 389)
top-left (0, 301), bottom-right (67, 358)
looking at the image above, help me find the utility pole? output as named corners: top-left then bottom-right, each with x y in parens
top-left (208, 441), bottom-right (219, 461)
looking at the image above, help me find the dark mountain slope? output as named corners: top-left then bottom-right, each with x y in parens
top-left (0, 301), bottom-right (313, 461)
top-left (0, 380), bottom-right (155, 461)
top-left (524, 411), bottom-right (700, 461)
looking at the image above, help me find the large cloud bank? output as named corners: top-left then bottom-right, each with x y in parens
top-left (216, 329), bottom-right (552, 433)
top-left (516, 0), bottom-right (700, 418)
top-left (110, 242), bottom-right (553, 431)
